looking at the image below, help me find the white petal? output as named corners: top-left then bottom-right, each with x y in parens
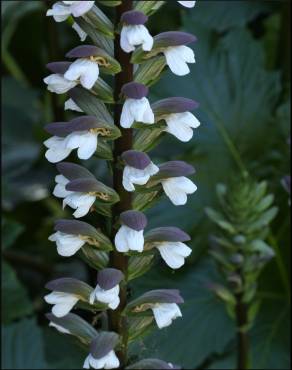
top-left (180, 45), bottom-right (196, 63)
top-left (142, 98), bottom-right (155, 124)
top-left (83, 355), bottom-right (90, 369)
top-left (49, 322), bottom-right (71, 334)
top-left (120, 26), bottom-right (135, 53)
top-left (152, 303), bottom-right (182, 329)
top-left (122, 166), bottom-right (150, 192)
top-left (44, 136), bottom-right (72, 162)
top-left (50, 231), bottom-right (85, 257)
top-left (114, 225), bottom-right (144, 253)
top-left (46, 2), bottom-right (71, 22)
top-left (64, 98), bottom-right (83, 112)
top-left (86, 351), bottom-right (119, 370)
top-left (125, 25), bottom-right (153, 52)
top-left (72, 22), bottom-right (87, 41)
top-left (64, 59), bottom-right (99, 89)
top-left (77, 132), bottom-right (98, 159)
top-left (132, 98), bottom-right (154, 124)
top-left (70, 1), bottom-right (95, 17)
top-left (165, 114), bottom-right (195, 142)
top-left (157, 241), bottom-right (192, 269)
top-left (92, 284), bottom-right (120, 310)
top-left (45, 145), bottom-right (72, 163)
top-left (104, 351), bottom-right (120, 369)
top-left (53, 175), bottom-right (71, 198)
top-left (161, 177), bottom-right (197, 206)
top-left (55, 174), bottom-right (69, 185)
top-left (120, 99), bottom-right (135, 128)
top-left (164, 46), bottom-right (195, 76)
top-left (181, 112), bottom-right (200, 128)
top-left (43, 74), bottom-right (77, 94)
top-left (65, 194), bottom-right (96, 218)
top-left (64, 59), bottom-right (99, 87)
top-left (44, 292), bottom-right (79, 318)
top-left (178, 1), bottom-right (196, 8)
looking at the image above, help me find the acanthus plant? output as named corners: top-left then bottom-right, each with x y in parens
top-left (44, 1), bottom-right (199, 369)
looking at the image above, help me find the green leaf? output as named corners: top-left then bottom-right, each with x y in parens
top-left (95, 139), bottom-right (113, 160)
top-left (2, 318), bottom-right (47, 369)
top-left (91, 78), bottom-right (114, 103)
top-left (133, 190), bottom-right (162, 212)
top-left (134, 56), bottom-right (166, 87)
top-left (1, 218), bottom-right (24, 250)
top-left (74, 18), bottom-right (114, 56)
top-left (46, 313), bottom-right (97, 344)
top-left (128, 255), bottom-right (155, 281)
top-left (134, 1), bottom-right (165, 16)
top-left (1, 262), bottom-right (33, 324)
top-left (82, 4), bottom-right (114, 38)
top-left (134, 127), bottom-right (166, 153)
top-left (205, 208), bottom-right (236, 234)
top-left (80, 246), bottom-right (109, 270)
top-left (185, 0), bottom-right (272, 33)
top-left (98, 0), bottom-right (121, 6)
top-left (128, 317), bottom-right (155, 343)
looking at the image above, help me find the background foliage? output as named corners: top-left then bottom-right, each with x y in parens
top-left (1, 1), bottom-right (291, 369)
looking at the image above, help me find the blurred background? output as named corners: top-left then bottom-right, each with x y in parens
top-left (1, 1), bottom-right (291, 369)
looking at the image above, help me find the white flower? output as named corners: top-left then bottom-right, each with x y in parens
top-left (46, 1), bottom-right (95, 22)
top-left (89, 284), bottom-right (120, 310)
top-left (121, 97), bottom-right (154, 128)
top-left (63, 192), bottom-right (96, 218)
top-left (53, 174), bottom-right (72, 198)
top-left (115, 225), bottom-right (144, 253)
top-left (156, 242), bottom-right (192, 269)
top-left (64, 98), bottom-right (83, 112)
top-left (52, 174), bottom-right (96, 218)
top-left (161, 177), bottom-right (197, 206)
top-left (123, 162), bottom-right (159, 192)
top-left (151, 303), bottom-right (182, 329)
top-left (49, 322), bottom-right (71, 334)
top-left (46, 2), bottom-right (71, 22)
top-left (83, 351), bottom-right (119, 370)
top-left (49, 231), bottom-right (85, 257)
top-left (44, 136), bottom-right (72, 163)
top-left (164, 45), bottom-right (195, 76)
top-left (164, 112), bottom-right (200, 142)
top-left (121, 25), bottom-right (153, 53)
top-left (178, 1), bottom-right (196, 8)
top-left (72, 22), bottom-right (87, 41)
top-left (44, 130), bottom-right (99, 163)
top-left (44, 291), bottom-right (79, 317)
top-left (43, 74), bottom-right (77, 94)
top-left (64, 58), bottom-right (99, 90)
top-left (65, 130), bottom-right (99, 160)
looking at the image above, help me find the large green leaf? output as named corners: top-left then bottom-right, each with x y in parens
top-left (2, 319), bottom-right (47, 369)
top-left (1, 218), bottom-right (24, 250)
top-left (186, 0), bottom-right (273, 33)
top-left (1, 262), bottom-right (33, 324)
